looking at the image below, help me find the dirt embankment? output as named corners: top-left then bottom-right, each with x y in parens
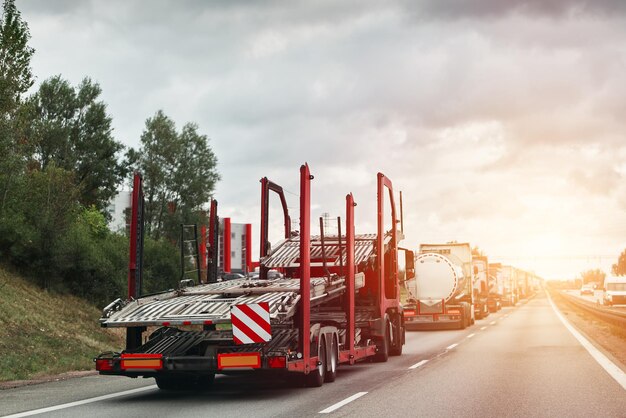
top-left (0, 266), bottom-right (124, 386)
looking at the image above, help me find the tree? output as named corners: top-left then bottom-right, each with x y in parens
top-left (0, 0), bottom-right (34, 210)
top-left (128, 110), bottom-right (220, 240)
top-left (23, 75), bottom-right (127, 211)
top-left (612, 249), bottom-right (626, 276)
top-left (0, 0), bottom-right (34, 116)
top-left (580, 268), bottom-right (606, 287)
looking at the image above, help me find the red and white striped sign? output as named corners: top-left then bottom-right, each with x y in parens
top-left (231, 302), bottom-right (271, 345)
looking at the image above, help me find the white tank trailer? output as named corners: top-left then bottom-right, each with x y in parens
top-left (403, 243), bottom-right (475, 330)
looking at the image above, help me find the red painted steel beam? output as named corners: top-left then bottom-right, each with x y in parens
top-left (224, 217), bottom-right (231, 273)
top-left (299, 164), bottom-right (312, 373)
top-left (245, 223), bottom-right (252, 273)
top-left (200, 224), bottom-right (207, 282)
top-left (346, 193), bottom-right (356, 364)
top-left (128, 172), bottom-right (142, 299)
top-left (377, 173), bottom-right (398, 318)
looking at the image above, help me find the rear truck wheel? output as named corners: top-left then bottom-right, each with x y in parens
top-left (389, 317), bottom-right (404, 356)
top-left (459, 309), bottom-right (467, 330)
top-left (306, 337), bottom-right (326, 387)
top-left (374, 320), bottom-right (390, 362)
top-left (325, 337), bottom-right (338, 383)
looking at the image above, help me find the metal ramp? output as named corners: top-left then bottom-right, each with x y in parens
top-left (101, 277), bottom-right (361, 328)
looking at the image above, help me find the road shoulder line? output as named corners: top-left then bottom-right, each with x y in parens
top-left (408, 360), bottom-right (429, 370)
top-left (319, 392), bottom-right (368, 414)
top-left (3, 385), bottom-right (157, 418)
top-left (547, 291), bottom-right (626, 391)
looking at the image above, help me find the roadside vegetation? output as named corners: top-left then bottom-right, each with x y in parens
top-left (0, 266), bottom-right (124, 381)
top-left (0, 0), bottom-right (219, 307)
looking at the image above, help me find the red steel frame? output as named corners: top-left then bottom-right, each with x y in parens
top-left (128, 172), bottom-right (142, 299)
top-left (259, 177), bottom-right (291, 258)
top-left (245, 223), bottom-right (252, 273)
top-left (298, 164), bottom-right (312, 373)
top-left (345, 193), bottom-right (356, 364)
top-left (224, 217), bottom-right (231, 273)
top-left (377, 173), bottom-right (399, 318)
top-left (200, 224), bottom-right (207, 280)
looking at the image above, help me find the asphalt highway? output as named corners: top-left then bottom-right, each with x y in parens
top-left (1, 290), bottom-right (625, 418)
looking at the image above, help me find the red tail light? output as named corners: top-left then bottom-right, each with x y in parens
top-left (404, 310), bottom-right (416, 317)
top-left (95, 359), bottom-right (114, 371)
top-left (268, 356), bottom-right (287, 369)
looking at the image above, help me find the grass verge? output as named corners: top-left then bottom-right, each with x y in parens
top-left (0, 266), bottom-right (124, 382)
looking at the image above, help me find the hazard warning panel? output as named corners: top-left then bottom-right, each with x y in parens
top-left (230, 302), bottom-right (271, 345)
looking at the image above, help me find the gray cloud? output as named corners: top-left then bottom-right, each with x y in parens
top-left (17, 0), bottom-right (626, 278)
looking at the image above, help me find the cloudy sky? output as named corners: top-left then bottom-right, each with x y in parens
top-left (19, 0), bottom-right (626, 279)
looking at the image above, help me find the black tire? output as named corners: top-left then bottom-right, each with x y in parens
top-left (389, 319), bottom-right (404, 356)
top-left (306, 337), bottom-right (326, 387)
top-left (325, 337), bottom-right (338, 383)
top-left (459, 309), bottom-right (466, 330)
top-left (373, 321), bottom-right (390, 362)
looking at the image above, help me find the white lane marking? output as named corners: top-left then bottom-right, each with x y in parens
top-left (490, 321), bottom-right (496, 325)
top-left (4, 385), bottom-right (157, 417)
top-left (409, 359), bottom-right (429, 370)
top-left (466, 333), bottom-right (475, 339)
top-left (480, 326), bottom-right (487, 330)
top-left (319, 392), bottom-right (368, 414)
top-left (446, 343), bottom-right (458, 350)
top-left (547, 292), bottom-right (626, 391)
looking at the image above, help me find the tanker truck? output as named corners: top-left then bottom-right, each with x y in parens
top-left (500, 265), bottom-right (518, 306)
top-left (472, 255), bottom-right (490, 319)
top-left (487, 262), bottom-right (503, 312)
top-left (403, 243), bottom-right (475, 330)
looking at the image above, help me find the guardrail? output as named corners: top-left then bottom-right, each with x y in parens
top-left (556, 290), bottom-right (626, 330)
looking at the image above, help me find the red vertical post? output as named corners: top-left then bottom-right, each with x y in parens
top-left (128, 173), bottom-right (141, 299)
top-left (299, 164), bottom-right (311, 372)
top-left (377, 173), bottom-right (398, 317)
top-left (260, 178), bottom-right (269, 260)
top-left (376, 173), bottom-right (385, 318)
top-left (346, 193), bottom-right (356, 364)
top-left (200, 224), bottom-right (207, 282)
top-left (245, 223), bottom-right (252, 273)
top-left (224, 217), bottom-right (231, 273)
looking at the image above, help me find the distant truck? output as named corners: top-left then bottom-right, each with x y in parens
top-left (403, 243), bottom-right (475, 330)
top-left (602, 276), bottom-right (626, 306)
top-left (487, 262), bottom-right (503, 312)
top-left (472, 256), bottom-right (490, 319)
top-left (500, 265), bottom-right (518, 306)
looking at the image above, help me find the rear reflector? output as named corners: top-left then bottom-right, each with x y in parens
top-left (95, 359), bottom-right (114, 371)
top-left (447, 310), bottom-right (460, 315)
top-left (268, 356), bottom-right (287, 369)
top-left (120, 353), bottom-right (163, 370)
top-left (404, 310), bottom-right (416, 317)
top-left (218, 353), bottom-right (261, 369)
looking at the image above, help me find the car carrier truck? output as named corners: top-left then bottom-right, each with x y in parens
top-left (403, 242), bottom-right (475, 330)
top-left (95, 164), bottom-right (412, 389)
